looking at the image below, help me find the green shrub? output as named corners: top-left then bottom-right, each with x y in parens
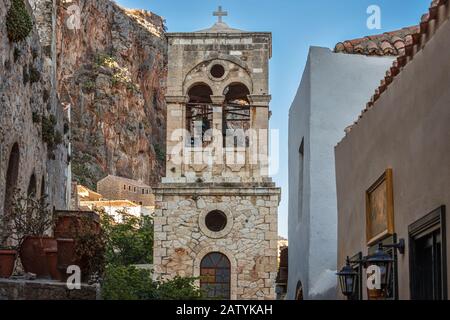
top-left (101, 211), bottom-right (154, 266)
top-left (101, 265), bottom-right (203, 300)
top-left (98, 210), bottom-right (205, 300)
top-left (41, 114), bottom-right (63, 150)
top-left (73, 215), bottom-right (107, 279)
top-left (82, 80), bottom-right (95, 92)
top-left (156, 276), bottom-right (204, 300)
top-left (71, 161), bottom-right (94, 189)
top-left (101, 265), bottom-right (158, 300)
top-left (42, 114), bottom-right (57, 144)
top-left (95, 54), bottom-right (117, 68)
top-left (6, 0), bottom-right (33, 42)
top-left (95, 53), bottom-right (137, 92)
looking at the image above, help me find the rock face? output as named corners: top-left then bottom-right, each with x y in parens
top-left (56, 0), bottom-right (167, 189)
top-left (0, 0), bottom-right (68, 215)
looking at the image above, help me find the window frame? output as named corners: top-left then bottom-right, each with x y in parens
top-left (409, 205), bottom-right (447, 300)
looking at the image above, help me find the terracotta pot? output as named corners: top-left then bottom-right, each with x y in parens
top-left (20, 236), bottom-right (57, 279)
top-left (0, 249), bottom-right (17, 278)
top-left (44, 248), bottom-right (61, 281)
top-left (56, 238), bottom-right (77, 281)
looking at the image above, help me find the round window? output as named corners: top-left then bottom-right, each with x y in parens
top-left (205, 210), bottom-right (228, 232)
top-left (210, 64), bottom-right (225, 79)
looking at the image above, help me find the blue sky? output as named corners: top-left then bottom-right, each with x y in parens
top-left (117, 0), bottom-right (430, 238)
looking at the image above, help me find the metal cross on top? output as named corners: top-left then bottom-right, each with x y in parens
top-left (213, 6), bottom-right (228, 23)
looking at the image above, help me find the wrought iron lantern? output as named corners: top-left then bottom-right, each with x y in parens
top-left (337, 257), bottom-right (358, 298)
top-left (365, 243), bottom-right (394, 299)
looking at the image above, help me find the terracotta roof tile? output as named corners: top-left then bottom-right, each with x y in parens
top-left (343, 0), bottom-right (449, 136)
top-left (334, 26), bottom-right (420, 56)
top-left (381, 40), bottom-right (395, 55)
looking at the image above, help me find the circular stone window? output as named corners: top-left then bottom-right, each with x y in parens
top-left (205, 210), bottom-right (228, 232)
top-left (199, 205), bottom-right (234, 238)
top-left (210, 64), bottom-right (225, 79)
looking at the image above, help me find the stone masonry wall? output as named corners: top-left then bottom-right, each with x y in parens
top-left (0, 279), bottom-right (99, 300)
top-left (154, 185), bottom-right (280, 300)
top-left (0, 0), bottom-right (68, 215)
top-left (164, 32), bottom-right (272, 182)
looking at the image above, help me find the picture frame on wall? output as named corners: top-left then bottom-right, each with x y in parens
top-left (366, 169), bottom-right (395, 245)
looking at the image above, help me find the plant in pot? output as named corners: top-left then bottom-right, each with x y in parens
top-left (0, 212), bottom-right (18, 278)
top-left (54, 210), bottom-right (101, 282)
top-left (10, 190), bottom-right (57, 279)
top-left (72, 214), bottom-right (106, 283)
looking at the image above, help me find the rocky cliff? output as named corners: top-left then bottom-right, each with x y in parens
top-left (56, 0), bottom-right (167, 189)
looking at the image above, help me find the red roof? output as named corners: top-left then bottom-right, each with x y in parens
top-left (335, 26), bottom-right (419, 56)
top-left (343, 0), bottom-right (449, 136)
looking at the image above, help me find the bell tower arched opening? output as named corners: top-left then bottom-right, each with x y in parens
top-left (187, 83), bottom-right (213, 146)
top-left (223, 83), bottom-right (251, 147)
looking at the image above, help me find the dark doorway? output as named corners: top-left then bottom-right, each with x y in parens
top-left (3, 143), bottom-right (20, 216)
top-left (409, 206), bottom-right (447, 300)
top-left (27, 173), bottom-right (37, 198)
top-left (200, 252), bottom-right (231, 299)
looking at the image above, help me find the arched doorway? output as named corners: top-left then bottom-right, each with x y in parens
top-left (3, 143), bottom-right (20, 216)
top-left (200, 252), bottom-right (231, 299)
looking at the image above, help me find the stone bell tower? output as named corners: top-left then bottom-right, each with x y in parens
top-left (153, 7), bottom-right (281, 300)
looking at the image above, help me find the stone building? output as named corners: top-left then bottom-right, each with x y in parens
top-left (335, 0), bottom-right (450, 300)
top-left (0, 0), bottom-right (68, 220)
top-left (287, 28), bottom-right (420, 299)
top-left (153, 8), bottom-right (281, 300)
top-left (97, 175), bottom-right (155, 207)
top-left (75, 181), bottom-right (154, 220)
top-left (77, 185), bottom-right (102, 202)
top-left (80, 199), bottom-right (153, 222)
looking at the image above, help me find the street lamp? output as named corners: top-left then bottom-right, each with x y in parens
top-left (336, 257), bottom-right (358, 298)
